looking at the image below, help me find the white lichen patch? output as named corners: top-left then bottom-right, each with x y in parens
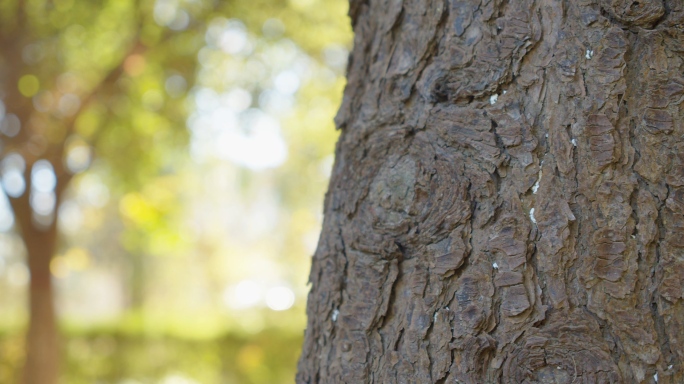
top-left (532, 168), bottom-right (542, 194)
top-left (585, 49), bottom-right (594, 59)
top-left (529, 208), bottom-right (537, 224)
top-left (490, 94), bottom-right (498, 105)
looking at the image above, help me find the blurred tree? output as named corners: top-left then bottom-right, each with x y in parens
top-left (0, 1), bottom-right (195, 382)
top-left (0, 1), bottom-right (350, 383)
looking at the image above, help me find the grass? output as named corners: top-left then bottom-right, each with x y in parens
top-left (0, 313), bottom-right (305, 384)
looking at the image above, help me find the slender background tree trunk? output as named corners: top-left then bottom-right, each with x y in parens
top-left (11, 185), bottom-right (61, 384)
top-left (298, 0), bottom-right (684, 383)
top-left (1, 22), bottom-right (63, 384)
top-left (23, 235), bottom-right (59, 384)
top-left (6, 149), bottom-right (69, 384)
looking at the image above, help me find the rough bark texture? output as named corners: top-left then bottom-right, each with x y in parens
top-left (297, 0), bottom-right (684, 383)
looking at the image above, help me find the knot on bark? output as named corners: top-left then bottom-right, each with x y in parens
top-left (357, 133), bottom-right (470, 253)
top-left (502, 311), bottom-right (621, 383)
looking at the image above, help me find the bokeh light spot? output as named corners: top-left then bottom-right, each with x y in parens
top-left (265, 286), bottom-right (294, 311)
top-left (79, 175), bottom-right (110, 207)
top-left (2, 152), bottom-right (26, 172)
top-left (31, 160), bottom-right (57, 192)
top-left (7, 263), bottom-right (29, 286)
top-left (165, 74), bottom-right (187, 98)
top-left (323, 44), bottom-right (349, 71)
top-left (154, 0), bottom-right (178, 26)
top-left (224, 88), bottom-right (252, 111)
top-left (0, 114), bottom-right (21, 137)
top-left (65, 140), bottom-right (92, 174)
top-left (51, 256), bottom-right (69, 278)
top-left (1, 153), bottom-right (27, 198)
top-left (22, 44), bottom-right (45, 64)
top-left (58, 94), bottom-right (81, 117)
top-left (273, 71), bottom-right (300, 95)
top-left (30, 190), bottom-right (56, 216)
top-left (168, 10), bottom-right (190, 31)
top-left (64, 247), bottom-right (91, 271)
top-left (124, 54), bottom-right (146, 76)
top-left (1, 170), bottom-right (25, 198)
top-left (262, 18), bottom-right (285, 38)
top-left (217, 21), bottom-right (249, 55)
top-left (18, 75), bottom-right (40, 97)
top-left (225, 280), bottom-right (263, 309)
top-left (33, 91), bottom-right (55, 112)
top-left (58, 200), bottom-right (83, 235)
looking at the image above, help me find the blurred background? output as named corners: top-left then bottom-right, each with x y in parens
top-left (0, 0), bottom-right (350, 383)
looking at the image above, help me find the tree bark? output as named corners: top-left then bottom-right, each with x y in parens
top-left (11, 188), bottom-right (61, 384)
top-left (23, 236), bottom-right (59, 384)
top-left (298, 0), bottom-right (684, 383)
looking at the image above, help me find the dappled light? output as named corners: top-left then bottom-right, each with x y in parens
top-left (0, 0), bottom-right (351, 382)
top-left (264, 286), bottom-right (295, 311)
top-left (0, 113), bottom-right (21, 137)
top-left (1, 153), bottom-right (27, 198)
top-left (30, 159), bottom-right (58, 228)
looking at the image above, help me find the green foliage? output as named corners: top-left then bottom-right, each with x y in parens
top-left (0, 327), bottom-right (303, 384)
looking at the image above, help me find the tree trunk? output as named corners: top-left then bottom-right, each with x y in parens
top-left (23, 233), bottom-right (59, 384)
top-left (11, 182), bottom-right (61, 384)
top-left (298, 0), bottom-right (684, 383)
top-left (1, 25), bottom-right (63, 384)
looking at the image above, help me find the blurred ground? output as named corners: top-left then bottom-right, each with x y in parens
top-left (0, 327), bottom-right (303, 383)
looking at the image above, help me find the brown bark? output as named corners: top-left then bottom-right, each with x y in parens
top-left (298, 0), bottom-right (684, 383)
top-left (10, 175), bottom-right (63, 384)
top-left (22, 231), bottom-right (59, 384)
